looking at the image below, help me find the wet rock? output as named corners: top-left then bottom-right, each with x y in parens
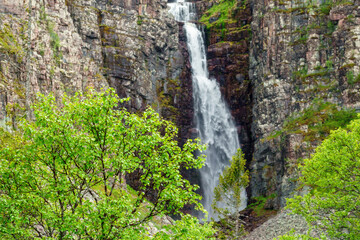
top-left (197, 0), bottom-right (253, 169)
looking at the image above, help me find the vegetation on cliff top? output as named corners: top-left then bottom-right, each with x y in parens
top-left (0, 88), bottom-right (215, 239)
top-left (268, 100), bottom-right (358, 145)
top-left (200, 0), bottom-right (240, 29)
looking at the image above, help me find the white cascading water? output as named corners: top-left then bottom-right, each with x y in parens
top-left (168, 0), bottom-right (247, 219)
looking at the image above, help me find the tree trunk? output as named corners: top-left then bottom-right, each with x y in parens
top-left (235, 209), bottom-right (240, 239)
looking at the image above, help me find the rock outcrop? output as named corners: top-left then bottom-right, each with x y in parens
top-left (0, 0), bottom-right (186, 127)
top-left (197, 0), bottom-right (360, 209)
top-left (0, 0), bottom-right (107, 126)
top-left (250, 0), bottom-right (360, 208)
top-left (67, 0), bottom-right (185, 110)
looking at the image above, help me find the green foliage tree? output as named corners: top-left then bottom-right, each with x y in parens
top-left (278, 117), bottom-right (360, 240)
top-left (0, 88), bottom-right (215, 239)
top-left (212, 148), bottom-right (249, 239)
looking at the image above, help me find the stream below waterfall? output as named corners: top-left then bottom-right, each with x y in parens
top-left (168, 0), bottom-right (247, 220)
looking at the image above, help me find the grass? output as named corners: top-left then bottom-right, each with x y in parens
top-left (200, 0), bottom-right (238, 29)
top-left (267, 100), bottom-right (358, 143)
top-left (247, 194), bottom-right (277, 217)
top-left (47, 22), bottom-right (62, 64)
top-left (346, 71), bottom-right (360, 85)
top-left (0, 22), bottom-right (26, 62)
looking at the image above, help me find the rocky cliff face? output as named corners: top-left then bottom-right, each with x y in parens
top-left (67, 0), bottom-right (185, 110)
top-left (0, 0), bottom-right (107, 126)
top-left (197, 0), bottom-right (360, 209)
top-left (3, 0), bottom-right (360, 212)
top-left (250, 0), bottom-right (360, 208)
top-left (197, 0), bottom-right (253, 172)
top-left (0, 0), bottom-right (186, 127)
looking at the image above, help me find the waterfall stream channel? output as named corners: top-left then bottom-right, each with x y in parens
top-left (168, 0), bottom-right (247, 220)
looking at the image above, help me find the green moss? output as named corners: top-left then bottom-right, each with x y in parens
top-left (200, 0), bottom-right (239, 29)
top-left (317, 1), bottom-right (332, 15)
top-left (137, 15), bottom-right (144, 25)
top-left (289, 25), bottom-right (310, 46)
top-left (0, 22), bottom-right (26, 62)
top-left (99, 24), bottom-right (115, 34)
top-left (41, 9), bottom-right (62, 65)
top-left (278, 0), bottom-right (342, 48)
top-left (346, 71), bottom-right (360, 85)
top-left (247, 194), bottom-right (277, 217)
top-left (303, 70), bottom-right (328, 78)
top-left (275, 6), bottom-right (307, 14)
top-left (346, 14), bottom-right (355, 22)
top-left (267, 100), bottom-right (358, 143)
top-left (327, 20), bottom-right (336, 34)
top-left (292, 65), bottom-right (308, 80)
top-left (39, 5), bottom-right (47, 21)
top-left (325, 60), bottom-right (333, 69)
top-left (337, 0), bottom-right (356, 5)
top-left (156, 79), bottom-right (181, 122)
top-left (275, 0), bottom-right (336, 16)
top-left (340, 63), bottom-right (356, 70)
top-left (292, 61), bottom-right (335, 93)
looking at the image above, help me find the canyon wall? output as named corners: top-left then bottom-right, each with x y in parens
top-left (2, 0), bottom-right (360, 211)
top-left (0, 0), bottom-right (187, 126)
top-left (197, 0), bottom-right (360, 209)
top-left (250, 0), bottom-right (360, 208)
top-left (196, 0), bottom-right (253, 178)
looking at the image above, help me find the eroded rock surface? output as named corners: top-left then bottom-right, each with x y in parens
top-left (250, 0), bottom-right (360, 208)
top-left (0, 0), bottom-right (186, 126)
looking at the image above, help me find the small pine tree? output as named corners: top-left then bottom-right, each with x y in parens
top-left (212, 148), bottom-right (249, 239)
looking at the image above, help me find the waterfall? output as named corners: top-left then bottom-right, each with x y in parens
top-left (168, 0), bottom-right (247, 219)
